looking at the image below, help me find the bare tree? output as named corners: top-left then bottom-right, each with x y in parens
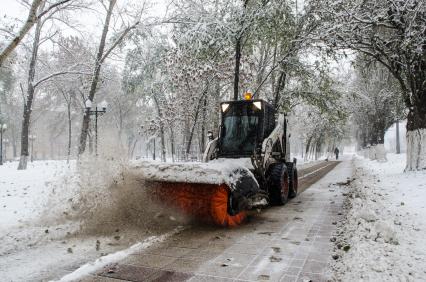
top-left (17, 1), bottom-right (88, 170)
top-left (233, 0), bottom-right (249, 100)
top-left (0, 0), bottom-right (72, 67)
top-left (78, 0), bottom-right (141, 155)
top-left (17, 2), bottom-right (46, 170)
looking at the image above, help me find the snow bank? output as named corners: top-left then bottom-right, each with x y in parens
top-left (56, 226), bottom-right (183, 282)
top-left (330, 154), bottom-right (426, 281)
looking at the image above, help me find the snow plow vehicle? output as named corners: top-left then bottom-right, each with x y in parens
top-left (133, 95), bottom-right (298, 227)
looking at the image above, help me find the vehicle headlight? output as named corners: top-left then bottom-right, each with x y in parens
top-left (221, 103), bottom-right (230, 112)
top-left (253, 101), bottom-right (262, 110)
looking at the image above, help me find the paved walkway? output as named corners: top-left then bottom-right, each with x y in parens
top-left (78, 160), bottom-right (352, 282)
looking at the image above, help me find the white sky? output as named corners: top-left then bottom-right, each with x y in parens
top-left (1, 0), bottom-right (169, 20)
top-left (1, 0), bottom-right (169, 41)
top-left (0, 0), bottom-right (170, 68)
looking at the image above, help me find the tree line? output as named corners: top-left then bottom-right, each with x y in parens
top-left (0, 0), bottom-right (424, 170)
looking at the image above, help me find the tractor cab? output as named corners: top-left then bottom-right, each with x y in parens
top-left (218, 98), bottom-right (276, 158)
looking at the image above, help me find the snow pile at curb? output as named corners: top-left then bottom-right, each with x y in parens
top-left (55, 226), bottom-right (184, 282)
top-left (330, 154), bottom-right (426, 281)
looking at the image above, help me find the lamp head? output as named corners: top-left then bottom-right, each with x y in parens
top-left (85, 99), bottom-right (92, 110)
top-left (100, 100), bottom-right (108, 111)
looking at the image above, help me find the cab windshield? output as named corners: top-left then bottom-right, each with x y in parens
top-left (220, 103), bottom-right (261, 156)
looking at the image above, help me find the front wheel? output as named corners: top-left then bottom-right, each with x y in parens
top-left (289, 167), bottom-right (298, 198)
top-left (267, 163), bottom-right (289, 206)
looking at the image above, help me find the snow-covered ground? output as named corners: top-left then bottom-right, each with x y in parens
top-left (0, 161), bottom-right (74, 228)
top-left (0, 159), bottom-right (183, 281)
top-left (331, 153), bottom-right (426, 281)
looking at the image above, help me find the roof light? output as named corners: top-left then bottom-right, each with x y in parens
top-left (221, 103), bottom-right (230, 112)
top-left (253, 101), bottom-right (262, 110)
top-left (244, 92), bottom-right (252, 100)
top-left (99, 100), bottom-right (108, 110)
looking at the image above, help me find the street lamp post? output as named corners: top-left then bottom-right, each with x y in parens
top-left (0, 123), bottom-right (7, 165)
top-left (153, 137), bottom-right (156, 160)
top-left (3, 138), bottom-right (9, 162)
top-left (85, 99), bottom-right (107, 155)
top-left (29, 134), bottom-right (36, 162)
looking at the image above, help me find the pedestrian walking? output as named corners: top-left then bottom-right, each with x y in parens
top-left (334, 147), bottom-right (339, 160)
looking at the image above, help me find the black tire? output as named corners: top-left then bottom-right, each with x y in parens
top-left (267, 163), bottom-right (289, 206)
top-left (289, 167), bottom-right (298, 199)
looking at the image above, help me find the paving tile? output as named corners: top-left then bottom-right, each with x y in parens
top-left (296, 272), bottom-right (327, 282)
top-left (280, 274), bottom-right (298, 282)
top-left (289, 259), bottom-right (305, 268)
top-left (283, 266), bottom-right (302, 276)
top-left (313, 235), bottom-right (331, 243)
top-left (97, 263), bottom-right (158, 282)
top-left (183, 248), bottom-right (222, 260)
top-left (300, 259), bottom-right (327, 274)
top-left (196, 261), bottom-right (245, 278)
top-left (143, 246), bottom-right (193, 257)
top-left (249, 253), bottom-right (291, 270)
top-left (224, 242), bottom-right (267, 255)
top-left (122, 253), bottom-right (177, 268)
top-left (171, 239), bottom-right (208, 249)
top-left (237, 265), bottom-right (287, 281)
top-left (293, 250), bottom-right (310, 260)
top-left (213, 252), bottom-right (257, 267)
top-left (307, 251), bottom-right (329, 262)
top-left (187, 274), bottom-right (234, 281)
top-left (163, 257), bottom-right (204, 273)
top-left (310, 242), bottom-right (333, 253)
top-left (149, 269), bottom-right (193, 282)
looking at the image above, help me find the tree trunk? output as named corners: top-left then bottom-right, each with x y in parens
top-left (233, 0), bottom-right (249, 101)
top-left (200, 96), bottom-right (207, 153)
top-left (17, 4), bottom-right (44, 170)
top-left (129, 138), bottom-right (137, 159)
top-left (405, 63), bottom-right (426, 170)
top-left (152, 94), bottom-right (166, 162)
top-left (395, 120), bottom-right (400, 154)
top-left (233, 37), bottom-right (242, 101)
top-left (78, 0), bottom-right (116, 155)
top-left (406, 106), bottom-right (426, 170)
top-left (0, 0), bottom-right (43, 67)
top-left (186, 85), bottom-right (210, 155)
top-left (273, 70), bottom-right (286, 111)
top-left (170, 127), bottom-right (175, 162)
top-left (304, 136), bottom-right (312, 161)
top-left (67, 99), bottom-right (71, 163)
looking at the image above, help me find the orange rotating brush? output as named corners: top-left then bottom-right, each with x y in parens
top-left (150, 182), bottom-right (246, 227)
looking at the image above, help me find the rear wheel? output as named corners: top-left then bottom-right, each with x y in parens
top-left (289, 167), bottom-right (299, 199)
top-left (268, 163), bottom-right (289, 205)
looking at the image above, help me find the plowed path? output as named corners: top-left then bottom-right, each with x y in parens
top-left (72, 160), bottom-right (350, 282)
